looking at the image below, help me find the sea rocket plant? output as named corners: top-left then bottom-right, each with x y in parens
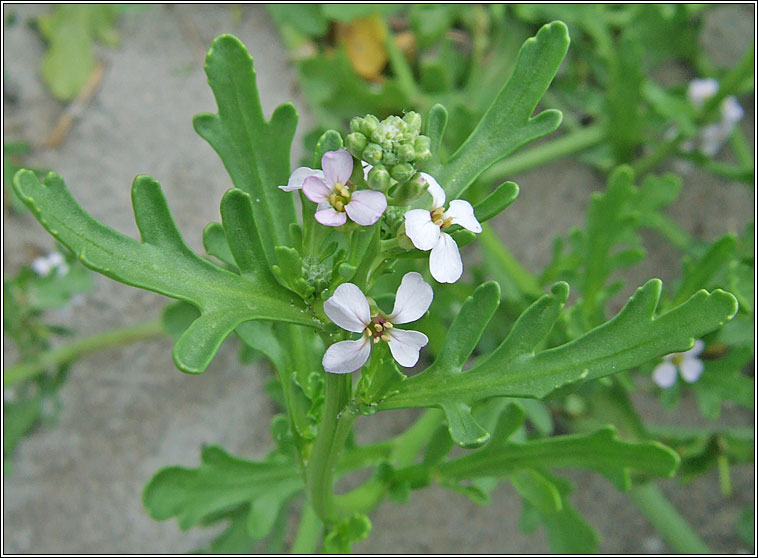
top-left (404, 173), bottom-right (482, 283)
top-left (652, 339), bottom-right (706, 388)
top-left (322, 272), bottom-right (432, 373)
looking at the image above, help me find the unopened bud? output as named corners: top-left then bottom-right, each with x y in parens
top-left (382, 151), bottom-right (398, 166)
top-left (388, 172), bottom-right (427, 205)
top-left (360, 114), bottom-right (380, 137)
top-left (349, 116), bottom-right (364, 134)
top-left (345, 132), bottom-right (367, 157)
top-left (403, 111), bottom-right (422, 133)
top-left (396, 143), bottom-right (416, 162)
top-left (367, 165), bottom-right (391, 190)
top-left (414, 135), bottom-right (431, 161)
top-left (390, 162), bottom-right (415, 183)
top-left (363, 143), bottom-right (383, 165)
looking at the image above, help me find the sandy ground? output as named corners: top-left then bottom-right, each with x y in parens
top-left (3, 4), bottom-right (754, 554)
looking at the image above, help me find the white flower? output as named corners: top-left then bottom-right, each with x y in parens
top-left (684, 79), bottom-right (744, 156)
top-left (322, 272), bottom-right (432, 374)
top-left (280, 149), bottom-right (387, 227)
top-left (31, 251), bottom-right (68, 277)
top-left (687, 78), bottom-right (719, 109)
top-left (403, 173), bottom-right (482, 283)
top-left (652, 340), bottom-right (705, 388)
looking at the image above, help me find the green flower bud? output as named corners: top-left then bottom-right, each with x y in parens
top-left (367, 165), bottom-right (391, 190)
top-left (349, 116), bottom-right (364, 134)
top-left (397, 143), bottom-right (416, 163)
top-left (382, 151), bottom-right (397, 166)
top-left (363, 143), bottom-right (383, 165)
top-left (360, 114), bottom-right (380, 138)
top-left (345, 132), bottom-right (367, 157)
top-left (391, 162), bottom-right (415, 183)
top-left (387, 172), bottom-right (427, 205)
top-left (403, 111), bottom-right (422, 133)
top-left (414, 135), bottom-right (432, 162)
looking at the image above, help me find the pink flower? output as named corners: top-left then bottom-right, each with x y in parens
top-left (652, 340), bottom-right (705, 388)
top-left (322, 272), bottom-right (432, 374)
top-left (280, 149), bottom-right (387, 227)
top-left (404, 173), bottom-right (482, 283)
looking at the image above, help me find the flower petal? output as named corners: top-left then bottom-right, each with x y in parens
top-left (679, 357), bottom-right (705, 383)
top-left (324, 283), bottom-right (371, 332)
top-left (652, 361), bottom-right (678, 388)
top-left (345, 190), bottom-right (387, 226)
top-left (279, 167), bottom-right (324, 191)
top-left (420, 172), bottom-right (446, 209)
top-left (389, 272), bottom-right (433, 324)
top-left (445, 199), bottom-right (482, 233)
top-left (323, 338), bottom-right (371, 374)
top-left (404, 209), bottom-right (440, 251)
top-left (315, 207), bottom-right (347, 227)
top-left (429, 232), bottom-right (462, 283)
top-left (302, 176), bottom-right (331, 203)
top-left (387, 328), bottom-right (428, 368)
top-left (683, 339), bottom-right (705, 358)
top-left (322, 149), bottom-right (353, 186)
top-left (361, 161), bottom-right (372, 180)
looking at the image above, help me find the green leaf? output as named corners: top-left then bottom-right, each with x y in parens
top-left (379, 279), bottom-right (738, 446)
top-left (431, 22), bottom-right (570, 199)
top-left (692, 347), bottom-right (754, 418)
top-left (143, 445), bottom-right (302, 540)
top-left (162, 301), bottom-right (201, 341)
top-left (322, 513), bottom-right (372, 554)
top-left (673, 236), bottom-right (737, 306)
top-left (3, 396), bottom-right (42, 465)
top-left (194, 35), bottom-right (298, 264)
top-left (605, 35), bottom-right (644, 163)
top-left (509, 469), bottom-right (562, 514)
top-left (13, 170), bottom-right (321, 375)
top-left (439, 426), bottom-right (679, 491)
top-left (534, 473), bottom-right (598, 554)
top-left (473, 181), bottom-right (519, 223)
top-left (194, 507), bottom-right (256, 554)
top-left (737, 506), bottom-right (754, 549)
top-left (202, 222), bottom-right (237, 270)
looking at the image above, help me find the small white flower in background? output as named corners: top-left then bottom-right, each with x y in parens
top-left (687, 78), bottom-right (719, 109)
top-left (684, 78), bottom-right (744, 156)
top-left (404, 173), bottom-right (482, 283)
top-left (31, 251), bottom-right (69, 277)
top-left (279, 149), bottom-right (387, 227)
top-left (652, 340), bottom-right (705, 388)
top-left (322, 272), bottom-right (432, 374)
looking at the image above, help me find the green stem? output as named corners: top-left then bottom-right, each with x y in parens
top-left (334, 409), bottom-right (444, 514)
top-left (4, 319), bottom-right (165, 386)
top-left (627, 483), bottom-right (711, 554)
top-left (290, 503), bottom-right (322, 554)
top-left (479, 123), bottom-right (605, 181)
top-left (306, 373), bottom-right (354, 523)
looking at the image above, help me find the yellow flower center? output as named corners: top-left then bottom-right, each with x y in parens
top-left (672, 353), bottom-right (684, 366)
top-left (329, 182), bottom-right (352, 212)
top-left (431, 207), bottom-right (453, 228)
top-left (365, 315), bottom-right (394, 344)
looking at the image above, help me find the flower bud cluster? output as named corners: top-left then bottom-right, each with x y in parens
top-left (301, 256), bottom-right (332, 294)
top-left (346, 112), bottom-right (431, 191)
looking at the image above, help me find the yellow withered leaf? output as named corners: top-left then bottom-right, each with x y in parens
top-left (336, 16), bottom-right (388, 82)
